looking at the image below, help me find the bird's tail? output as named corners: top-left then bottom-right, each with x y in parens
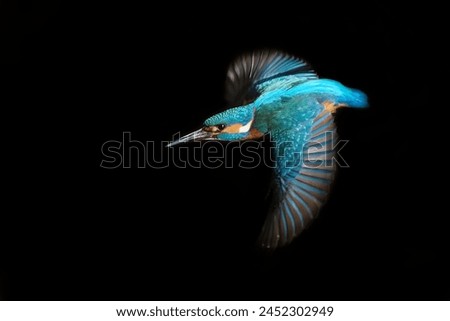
top-left (304, 79), bottom-right (369, 108)
top-left (342, 87), bottom-right (368, 108)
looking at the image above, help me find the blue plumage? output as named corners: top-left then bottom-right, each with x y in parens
top-left (168, 50), bottom-right (368, 249)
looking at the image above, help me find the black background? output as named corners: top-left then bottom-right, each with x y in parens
top-left (1, 2), bottom-right (447, 300)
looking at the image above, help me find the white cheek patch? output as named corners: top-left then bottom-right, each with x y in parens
top-left (238, 118), bottom-right (253, 133)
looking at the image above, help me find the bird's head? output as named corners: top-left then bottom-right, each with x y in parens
top-left (167, 106), bottom-right (262, 147)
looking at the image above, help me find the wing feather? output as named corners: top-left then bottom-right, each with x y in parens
top-left (258, 107), bottom-right (337, 249)
top-left (225, 50), bottom-right (318, 106)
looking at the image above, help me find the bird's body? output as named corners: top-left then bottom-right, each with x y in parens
top-left (168, 51), bottom-right (368, 249)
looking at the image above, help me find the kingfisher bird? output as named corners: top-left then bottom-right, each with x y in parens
top-left (168, 50), bottom-right (368, 249)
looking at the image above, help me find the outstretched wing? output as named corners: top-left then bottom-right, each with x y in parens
top-left (258, 106), bottom-right (337, 249)
top-left (225, 50), bottom-right (318, 107)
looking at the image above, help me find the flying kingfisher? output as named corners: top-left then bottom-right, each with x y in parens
top-left (168, 50), bottom-right (368, 249)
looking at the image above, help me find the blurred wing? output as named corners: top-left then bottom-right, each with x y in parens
top-left (225, 50), bottom-right (318, 106)
top-left (258, 107), bottom-right (337, 249)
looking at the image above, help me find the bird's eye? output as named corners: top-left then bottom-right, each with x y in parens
top-left (203, 124), bottom-right (226, 133)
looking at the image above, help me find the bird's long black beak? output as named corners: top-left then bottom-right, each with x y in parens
top-left (166, 128), bottom-right (214, 147)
